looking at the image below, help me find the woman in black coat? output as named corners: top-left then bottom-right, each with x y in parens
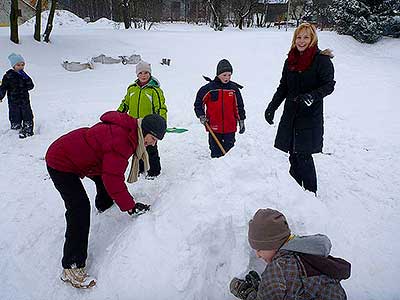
top-left (265, 23), bottom-right (335, 193)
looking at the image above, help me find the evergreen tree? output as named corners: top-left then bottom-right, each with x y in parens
top-left (330, 0), bottom-right (399, 43)
top-left (330, 0), bottom-right (382, 43)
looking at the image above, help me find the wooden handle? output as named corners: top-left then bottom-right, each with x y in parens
top-left (205, 123), bottom-right (226, 155)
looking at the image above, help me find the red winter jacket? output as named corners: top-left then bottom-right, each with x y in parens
top-left (194, 77), bottom-right (246, 134)
top-left (45, 111), bottom-right (138, 211)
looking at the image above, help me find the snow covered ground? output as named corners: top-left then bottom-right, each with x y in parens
top-left (0, 11), bottom-right (399, 300)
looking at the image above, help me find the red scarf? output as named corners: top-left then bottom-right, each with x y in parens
top-left (287, 45), bottom-right (318, 72)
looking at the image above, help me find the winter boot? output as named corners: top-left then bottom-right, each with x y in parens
top-left (60, 266), bottom-right (96, 289)
top-left (19, 127), bottom-right (27, 139)
top-left (19, 122), bottom-right (34, 139)
top-left (11, 123), bottom-right (22, 130)
top-left (145, 170), bottom-right (160, 180)
top-left (145, 174), bottom-right (157, 180)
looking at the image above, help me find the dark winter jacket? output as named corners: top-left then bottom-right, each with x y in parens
top-left (267, 50), bottom-right (335, 154)
top-left (194, 76), bottom-right (246, 134)
top-left (248, 235), bottom-right (349, 300)
top-left (0, 69), bottom-right (34, 104)
top-left (45, 111), bottom-right (139, 211)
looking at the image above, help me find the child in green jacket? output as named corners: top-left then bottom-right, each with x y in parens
top-left (117, 60), bottom-right (167, 179)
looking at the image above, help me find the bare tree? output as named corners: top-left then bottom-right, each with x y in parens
top-left (10, 0), bottom-right (19, 44)
top-left (43, 0), bottom-right (57, 42)
top-left (187, 0), bottom-right (207, 24)
top-left (231, 0), bottom-right (258, 29)
top-left (289, 0), bottom-right (314, 26)
top-left (34, 0), bottom-right (43, 41)
top-left (253, 2), bottom-right (266, 27)
top-left (121, 0), bottom-right (131, 28)
top-left (206, 0), bottom-right (225, 30)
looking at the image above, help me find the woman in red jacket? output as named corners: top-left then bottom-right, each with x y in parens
top-left (45, 111), bottom-right (166, 289)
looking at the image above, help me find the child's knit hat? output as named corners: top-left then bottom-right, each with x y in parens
top-left (248, 208), bottom-right (291, 250)
top-left (141, 114), bottom-right (167, 140)
top-left (8, 53), bottom-right (25, 67)
top-left (216, 59), bottom-right (233, 76)
top-left (136, 61), bottom-right (151, 76)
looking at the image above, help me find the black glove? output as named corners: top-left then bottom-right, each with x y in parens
top-left (230, 278), bottom-right (256, 300)
top-left (245, 270), bottom-right (260, 290)
top-left (199, 115), bottom-right (208, 125)
top-left (295, 93), bottom-right (314, 106)
top-left (238, 120), bottom-right (245, 134)
top-left (264, 108), bottom-right (275, 125)
top-left (128, 202), bottom-right (151, 216)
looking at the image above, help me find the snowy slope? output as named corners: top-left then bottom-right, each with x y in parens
top-left (0, 12), bottom-right (400, 300)
top-left (22, 9), bottom-right (88, 29)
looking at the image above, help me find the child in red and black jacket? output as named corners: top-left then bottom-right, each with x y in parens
top-left (194, 59), bottom-right (246, 158)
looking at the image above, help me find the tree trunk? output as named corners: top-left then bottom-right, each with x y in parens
top-left (10, 0), bottom-right (19, 44)
top-left (238, 2), bottom-right (257, 30)
top-left (196, 1), bottom-right (199, 24)
top-left (34, 0), bottom-right (42, 42)
top-left (207, 0), bottom-right (222, 31)
top-left (121, 0), bottom-right (130, 29)
top-left (43, 0), bottom-right (57, 43)
top-left (239, 17), bottom-right (244, 30)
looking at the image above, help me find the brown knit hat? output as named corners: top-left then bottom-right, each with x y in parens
top-left (248, 208), bottom-right (291, 250)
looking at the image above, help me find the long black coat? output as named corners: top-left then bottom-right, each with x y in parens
top-left (267, 50), bottom-right (335, 154)
top-left (0, 69), bottom-right (34, 104)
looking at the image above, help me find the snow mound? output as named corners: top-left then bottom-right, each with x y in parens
top-left (22, 10), bottom-right (87, 28)
top-left (89, 17), bottom-right (120, 28)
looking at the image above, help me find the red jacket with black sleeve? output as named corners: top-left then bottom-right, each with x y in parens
top-left (45, 111), bottom-right (138, 211)
top-left (194, 76), bottom-right (246, 134)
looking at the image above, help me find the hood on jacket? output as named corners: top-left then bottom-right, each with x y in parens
top-left (280, 234), bottom-right (351, 281)
top-left (133, 76), bottom-right (160, 88)
top-left (299, 253), bottom-right (351, 280)
top-left (5, 69), bottom-right (18, 78)
top-left (281, 234), bottom-right (332, 257)
top-left (100, 111), bottom-right (137, 131)
top-left (320, 48), bottom-right (335, 58)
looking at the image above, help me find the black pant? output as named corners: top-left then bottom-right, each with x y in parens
top-left (47, 166), bottom-right (114, 269)
top-left (208, 132), bottom-right (236, 158)
top-left (289, 153), bottom-right (317, 193)
top-left (90, 176), bottom-right (115, 212)
top-left (139, 144), bottom-right (161, 176)
top-left (9, 101), bottom-right (34, 130)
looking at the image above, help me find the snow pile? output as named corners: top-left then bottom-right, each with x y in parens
top-left (22, 10), bottom-right (87, 28)
top-left (0, 24), bottom-right (399, 300)
top-left (88, 17), bottom-right (120, 29)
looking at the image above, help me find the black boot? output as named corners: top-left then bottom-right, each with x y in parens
top-left (19, 121), bottom-right (34, 139)
top-left (11, 123), bottom-right (22, 130)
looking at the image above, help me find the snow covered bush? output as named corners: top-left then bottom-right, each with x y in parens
top-left (330, 0), bottom-right (400, 43)
top-left (330, 0), bottom-right (382, 43)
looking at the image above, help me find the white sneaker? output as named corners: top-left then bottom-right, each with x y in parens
top-left (60, 266), bottom-right (96, 289)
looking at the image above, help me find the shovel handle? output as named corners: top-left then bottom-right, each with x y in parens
top-left (205, 123), bottom-right (226, 155)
